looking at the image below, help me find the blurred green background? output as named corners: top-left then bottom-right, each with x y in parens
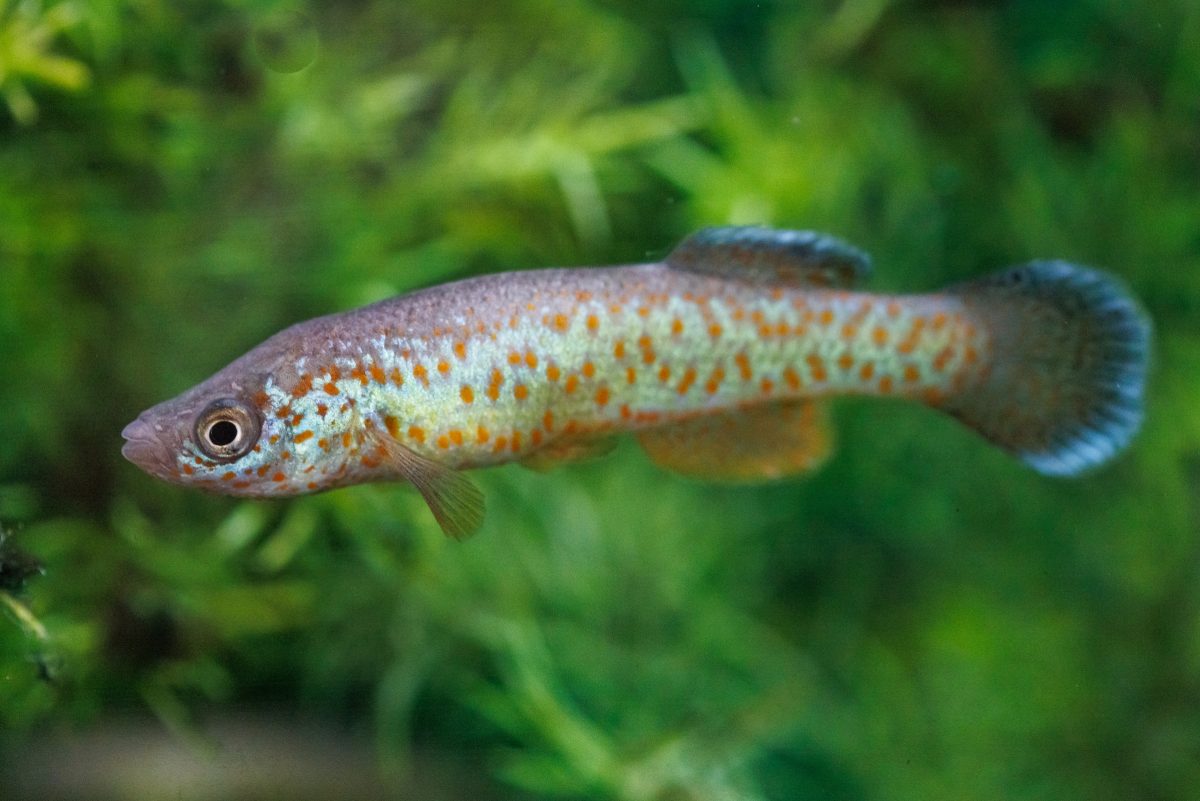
top-left (1, 1), bottom-right (1198, 799)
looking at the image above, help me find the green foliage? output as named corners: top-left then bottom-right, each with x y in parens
top-left (2, 1), bottom-right (1198, 799)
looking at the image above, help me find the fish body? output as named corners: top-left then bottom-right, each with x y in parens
top-left (122, 227), bottom-right (1150, 536)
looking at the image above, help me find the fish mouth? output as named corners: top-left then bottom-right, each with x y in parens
top-left (121, 417), bottom-right (174, 478)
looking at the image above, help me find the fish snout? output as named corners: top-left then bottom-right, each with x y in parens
top-left (121, 416), bottom-right (176, 478)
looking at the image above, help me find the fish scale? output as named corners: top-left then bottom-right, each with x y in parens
top-left (122, 226), bottom-right (1150, 537)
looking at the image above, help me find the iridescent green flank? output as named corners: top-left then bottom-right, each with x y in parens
top-left (123, 227), bottom-right (1149, 537)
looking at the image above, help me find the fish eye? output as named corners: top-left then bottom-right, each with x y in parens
top-left (194, 399), bottom-right (261, 461)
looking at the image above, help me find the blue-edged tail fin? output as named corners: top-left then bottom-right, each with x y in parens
top-left (947, 260), bottom-right (1150, 475)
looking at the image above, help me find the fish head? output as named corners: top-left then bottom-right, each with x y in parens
top-left (122, 367), bottom-right (296, 497)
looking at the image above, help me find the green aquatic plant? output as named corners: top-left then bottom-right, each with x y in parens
top-left (1, 1), bottom-right (1199, 800)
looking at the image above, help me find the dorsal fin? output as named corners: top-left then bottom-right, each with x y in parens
top-left (665, 226), bottom-right (871, 288)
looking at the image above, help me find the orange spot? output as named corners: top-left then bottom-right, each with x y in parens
top-left (677, 367), bottom-right (696, 395)
top-left (437, 360), bottom-right (450, 375)
top-left (658, 365), bottom-right (671, 383)
top-left (637, 306), bottom-right (650, 317)
top-left (576, 290), bottom-right (592, 302)
top-left (543, 410), bottom-right (555, 432)
top-left (341, 432), bottom-right (353, 448)
top-left (269, 434), bottom-right (280, 445)
top-left (783, 367), bottom-right (801, 390)
top-left (369, 365), bottom-right (387, 384)
top-left (350, 364), bottom-right (368, 385)
top-left (408, 426), bottom-right (425, 444)
top-left (887, 300), bottom-right (902, 318)
top-left (671, 318), bottom-right (684, 335)
top-left (708, 323), bottom-right (723, 338)
top-left (933, 346), bottom-right (954, 372)
top-left (879, 375), bottom-right (894, 394)
top-left (272, 472), bottom-right (286, 482)
top-left (931, 312), bottom-right (948, 331)
top-left (222, 471), bottom-right (235, 481)
top-left (514, 384), bottom-right (528, 400)
top-left (642, 347), bottom-right (656, 365)
top-left (818, 309), bottom-right (835, 326)
top-left (437, 435), bottom-right (450, 449)
top-left (449, 429), bottom-right (464, 446)
top-left (294, 430), bottom-right (314, 444)
top-left (965, 346), bottom-right (979, 365)
top-left (316, 403), bottom-right (328, 418)
top-left (734, 353), bottom-right (752, 381)
top-left (626, 366), bottom-right (637, 384)
top-left (565, 375), bottom-right (579, 394)
top-left (546, 364), bottom-right (561, 382)
top-left (508, 351), bottom-right (522, 365)
top-left (317, 438), bottom-right (329, 451)
top-left (841, 323), bottom-right (857, 340)
top-left (872, 327), bottom-right (889, 347)
top-left (807, 354), bottom-right (828, 382)
top-left (582, 361), bottom-right (596, 378)
top-left (511, 432), bottom-right (522, 451)
top-left (252, 390), bottom-right (270, 409)
top-left (328, 366), bottom-right (342, 381)
top-left (563, 419), bottom-right (579, 435)
top-left (732, 307), bottom-right (746, 321)
top-left (291, 374), bottom-right (313, 398)
top-left (413, 364), bottom-right (428, 385)
top-left (620, 403), bottom-right (632, 420)
top-left (837, 353), bottom-right (855, 371)
top-left (614, 341), bottom-right (626, 359)
top-left (291, 413), bottom-right (304, 427)
top-left (233, 480), bottom-right (251, 489)
top-left (586, 314), bottom-right (599, 331)
top-left (923, 387), bottom-right (945, 405)
top-left (324, 382), bottom-right (339, 395)
top-left (705, 367), bottom-right (725, 395)
top-left (477, 426), bottom-right (490, 443)
top-left (904, 364), bottom-right (921, 383)
top-left (389, 368), bottom-right (404, 387)
top-left (531, 429), bottom-right (543, 446)
top-left (525, 351), bottom-right (538, 368)
top-left (493, 436), bottom-right (508, 454)
top-left (596, 387), bottom-right (610, 406)
top-left (553, 313), bottom-right (569, 331)
top-left (182, 464), bottom-right (194, 475)
top-left (306, 481), bottom-right (318, 490)
top-left (384, 416), bottom-right (400, 438)
top-left (751, 310), bottom-right (765, 325)
top-left (859, 362), bottom-right (875, 381)
top-left (453, 341), bottom-right (467, 360)
top-left (760, 377), bottom-right (775, 394)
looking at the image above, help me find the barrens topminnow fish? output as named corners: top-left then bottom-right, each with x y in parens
top-left (122, 226), bottom-right (1150, 537)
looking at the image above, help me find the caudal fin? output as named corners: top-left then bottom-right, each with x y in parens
top-left (947, 260), bottom-right (1150, 475)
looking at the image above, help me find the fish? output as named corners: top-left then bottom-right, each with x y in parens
top-left (122, 226), bottom-right (1151, 538)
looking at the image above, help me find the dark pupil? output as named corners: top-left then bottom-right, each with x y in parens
top-left (207, 419), bottom-right (240, 447)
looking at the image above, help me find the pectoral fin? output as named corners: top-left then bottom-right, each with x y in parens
top-left (366, 427), bottom-right (485, 539)
top-left (636, 400), bottom-right (833, 482)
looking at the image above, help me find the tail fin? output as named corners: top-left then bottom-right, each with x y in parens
top-left (947, 261), bottom-right (1150, 476)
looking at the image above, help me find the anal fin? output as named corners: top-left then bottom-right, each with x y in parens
top-left (636, 400), bottom-right (833, 482)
